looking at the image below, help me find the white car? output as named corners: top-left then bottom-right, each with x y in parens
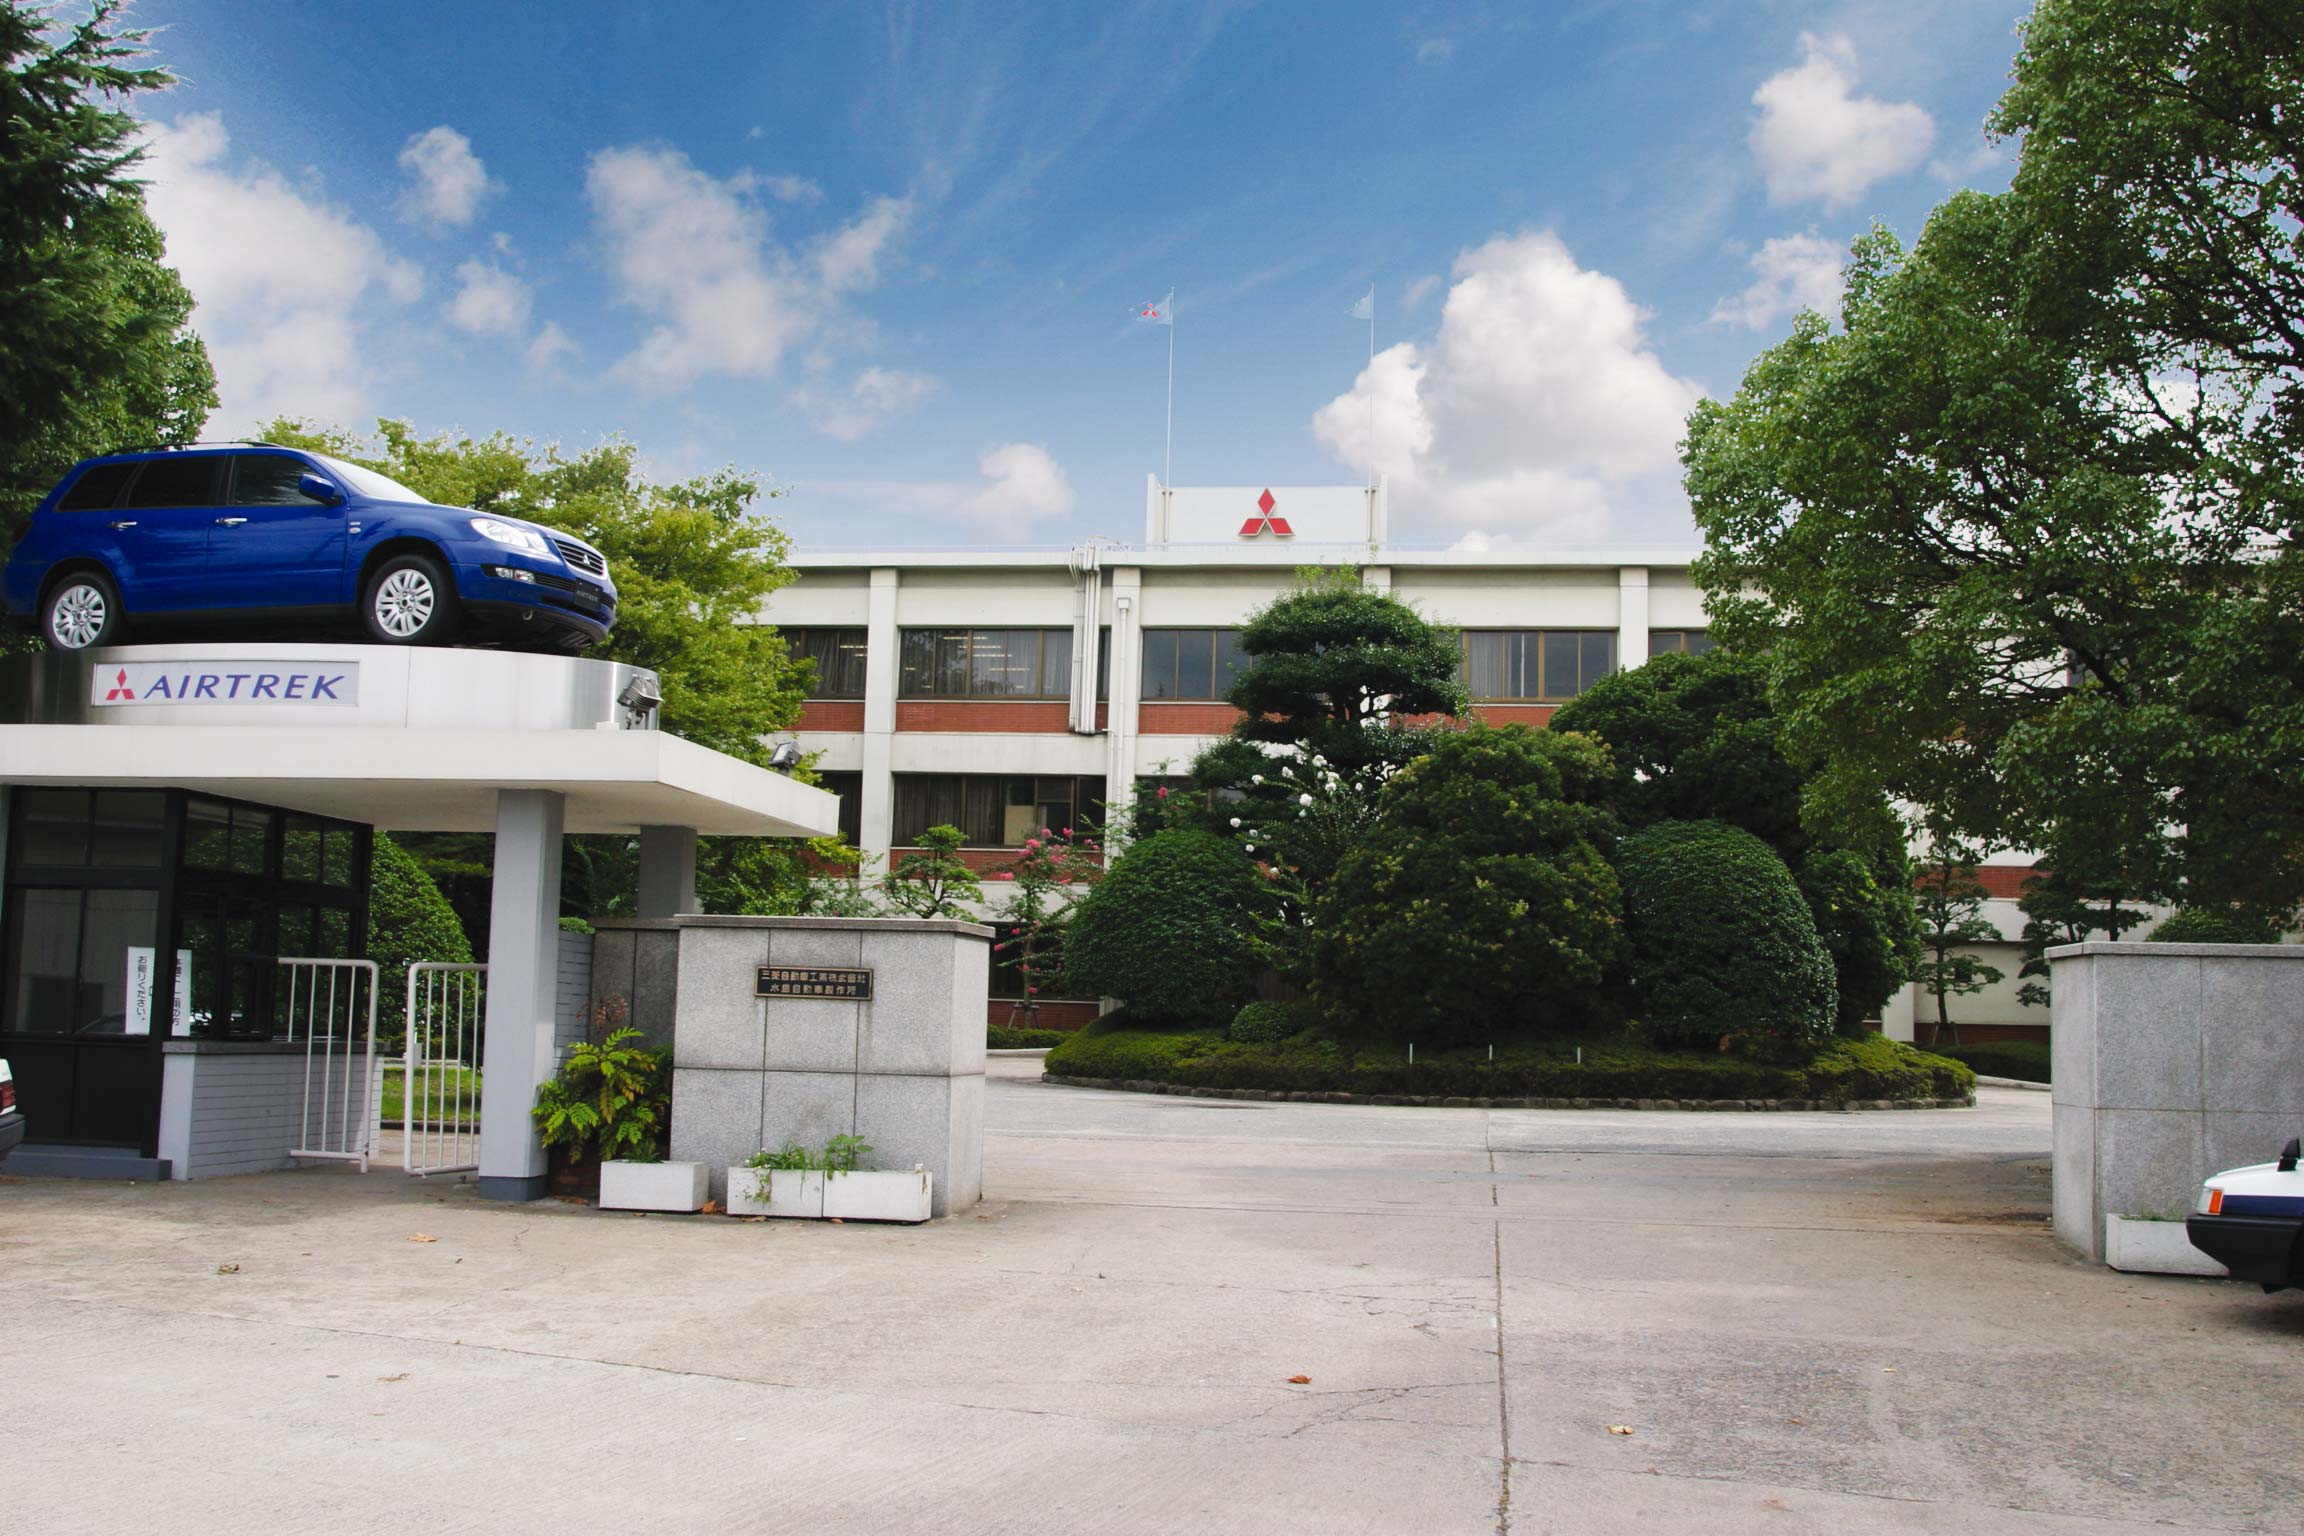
top-left (2188, 1139), bottom-right (2304, 1291)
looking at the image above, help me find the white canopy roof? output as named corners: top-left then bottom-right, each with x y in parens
top-left (0, 723), bottom-right (840, 836)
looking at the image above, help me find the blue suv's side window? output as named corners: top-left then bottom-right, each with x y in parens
top-left (121, 456), bottom-right (222, 508)
top-left (56, 462), bottom-right (135, 512)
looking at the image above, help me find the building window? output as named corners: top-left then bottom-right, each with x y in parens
top-left (892, 775), bottom-right (1105, 847)
top-left (1139, 628), bottom-right (1251, 701)
top-left (812, 771), bottom-right (865, 846)
top-left (1649, 629), bottom-right (1713, 658)
top-left (1461, 630), bottom-right (1617, 701)
top-left (899, 629), bottom-right (1073, 699)
top-left (783, 628), bottom-right (868, 699)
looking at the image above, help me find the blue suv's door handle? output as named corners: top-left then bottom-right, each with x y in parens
top-left (108, 519), bottom-right (137, 529)
top-left (214, 516), bottom-right (248, 526)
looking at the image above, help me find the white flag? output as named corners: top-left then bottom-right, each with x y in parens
top-left (1351, 286), bottom-right (1374, 321)
top-left (1136, 291), bottom-right (1173, 326)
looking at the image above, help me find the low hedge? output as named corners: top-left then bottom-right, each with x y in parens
top-left (1935, 1040), bottom-right (2050, 1084)
top-left (1043, 1017), bottom-right (1973, 1103)
top-left (988, 1025), bottom-right (1074, 1050)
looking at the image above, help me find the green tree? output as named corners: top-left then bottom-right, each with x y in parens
top-left (1550, 649), bottom-right (1920, 1030)
top-left (1913, 850), bottom-right (2005, 1048)
top-left (1, 2), bottom-right (215, 564)
top-left (1688, 4), bottom-right (2304, 915)
top-left (1212, 565), bottom-right (1468, 776)
top-left (988, 828), bottom-right (1101, 1026)
top-left (2012, 864), bottom-right (2151, 1011)
top-left (881, 825), bottom-right (981, 919)
top-left (1312, 725), bottom-right (1623, 1044)
top-left (366, 832), bottom-right (473, 1054)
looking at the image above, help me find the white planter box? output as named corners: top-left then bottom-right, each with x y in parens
top-left (823, 1167), bottom-right (934, 1223)
top-left (727, 1166), bottom-right (824, 1219)
top-left (599, 1160), bottom-right (709, 1213)
top-left (2105, 1214), bottom-right (2228, 1277)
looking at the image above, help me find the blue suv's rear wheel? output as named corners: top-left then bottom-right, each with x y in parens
top-left (361, 553), bottom-right (461, 645)
top-left (41, 570), bottom-right (122, 652)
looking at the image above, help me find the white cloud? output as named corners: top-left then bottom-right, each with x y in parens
top-left (963, 443), bottom-right (1074, 526)
top-left (1750, 34), bottom-right (1933, 211)
top-left (445, 260), bottom-right (532, 336)
top-left (1710, 232), bottom-right (1845, 330)
top-left (794, 365), bottom-right (941, 440)
top-left (396, 125), bottom-right (497, 229)
top-left (585, 145), bottom-right (911, 393)
top-left (1416, 36), bottom-right (1454, 64)
top-left (1402, 273), bottom-right (1442, 311)
top-left (1311, 230), bottom-right (1704, 541)
top-left (763, 173), bottom-right (824, 204)
top-left (139, 112), bottom-right (422, 429)
top-left (815, 194), bottom-right (911, 293)
top-left (525, 321), bottom-right (579, 375)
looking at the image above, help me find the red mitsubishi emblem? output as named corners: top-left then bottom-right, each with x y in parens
top-left (105, 668), bottom-right (135, 701)
top-left (1239, 488), bottom-right (1294, 538)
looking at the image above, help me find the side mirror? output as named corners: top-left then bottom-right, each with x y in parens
top-left (298, 471), bottom-right (345, 506)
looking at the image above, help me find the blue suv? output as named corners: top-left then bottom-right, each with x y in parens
top-left (2, 444), bottom-right (617, 653)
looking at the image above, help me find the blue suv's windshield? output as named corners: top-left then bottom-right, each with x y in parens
top-left (313, 453), bottom-right (429, 505)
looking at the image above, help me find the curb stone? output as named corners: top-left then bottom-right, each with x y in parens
top-left (1040, 1073), bottom-right (1975, 1112)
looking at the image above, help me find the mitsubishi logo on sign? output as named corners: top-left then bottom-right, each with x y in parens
top-left (1238, 488), bottom-right (1293, 539)
top-left (105, 668), bottom-right (135, 702)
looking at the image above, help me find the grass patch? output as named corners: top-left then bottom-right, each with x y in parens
top-left (988, 1026), bottom-right (1074, 1050)
top-left (1933, 1040), bottom-right (2050, 1084)
top-left (1044, 1014), bottom-right (1973, 1102)
top-left (380, 1062), bottom-right (482, 1126)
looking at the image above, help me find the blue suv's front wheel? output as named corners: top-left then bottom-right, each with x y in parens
top-left (361, 552), bottom-right (462, 645)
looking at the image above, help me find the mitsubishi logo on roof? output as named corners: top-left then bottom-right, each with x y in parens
top-left (1238, 489), bottom-right (1293, 539)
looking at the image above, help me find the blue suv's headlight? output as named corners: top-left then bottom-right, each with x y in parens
top-left (469, 517), bottom-right (554, 558)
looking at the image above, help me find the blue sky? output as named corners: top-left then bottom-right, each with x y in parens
top-left (127, 0), bottom-right (2031, 550)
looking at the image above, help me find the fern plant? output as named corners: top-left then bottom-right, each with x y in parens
top-left (531, 1026), bottom-right (670, 1164)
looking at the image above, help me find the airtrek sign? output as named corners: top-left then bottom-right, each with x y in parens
top-left (91, 660), bottom-right (360, 707)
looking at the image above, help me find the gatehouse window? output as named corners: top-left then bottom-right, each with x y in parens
top-left (1461, 630), bottom-right (1616, 701)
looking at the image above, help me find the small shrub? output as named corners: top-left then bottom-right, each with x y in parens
top-left (1230, 1000), bottom-right (1314, 1044)
top-left (1062, 831), bottom-right (1267, 1024)
top-left (1618, 820), bottom-right (1836, 1049)
top-left (1937, 1040), bottom-right (2050, 1083)
top-left (988, 1025), bottom-right (1072, 1050)
top-left (531, 1026), bottom-right (670, 1163)
top-left (2147, 907), bottom-right (2288, 945)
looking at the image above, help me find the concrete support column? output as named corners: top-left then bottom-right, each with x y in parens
top-left (1103, 566), bottom-right (1144, 846)
top-left (1617, 567), bottom-right (1651, 672)
top-left (860, 568), bottom-right (899, 863)
top-left (635, 824), bottom-right (698, 918)
top-left (478, 787), bottom-right (566, 1201)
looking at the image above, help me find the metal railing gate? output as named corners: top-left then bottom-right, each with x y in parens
top-left (403, 962), bottom-right (487, 1176)
top-left (282, 957), bottom-right (381, 1172)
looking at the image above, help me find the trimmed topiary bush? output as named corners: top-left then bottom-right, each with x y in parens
top-left (1618, 820), bottom-right (1836, 1048)
top-left (1230, 1000), bottom-right (1315, 1044)
top-left (1313, 725), bottom-right (1623, 1045)
top-left (1062, 830), bottom-right (1267, 1025)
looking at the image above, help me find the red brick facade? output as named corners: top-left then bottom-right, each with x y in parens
top-left (796, 699), bottom-right (865, 731)
top-left (1473, 704), bottom-right (1558, 728)
top-left (896, 700), bottom-right (1073, 732)
top-left (1139, 701), bottom-right (1244, 734)
top-left (889, 845), bottom-right (1105, 876)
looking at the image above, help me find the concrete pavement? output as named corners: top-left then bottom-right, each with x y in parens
top-left (3, 1066), bottom-right (2297, 1534)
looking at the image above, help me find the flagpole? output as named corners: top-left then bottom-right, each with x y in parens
top-left (1365, 286), bottom-right (1375, 492)
top-left (1165, 300), bottom-right (1175, 488)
